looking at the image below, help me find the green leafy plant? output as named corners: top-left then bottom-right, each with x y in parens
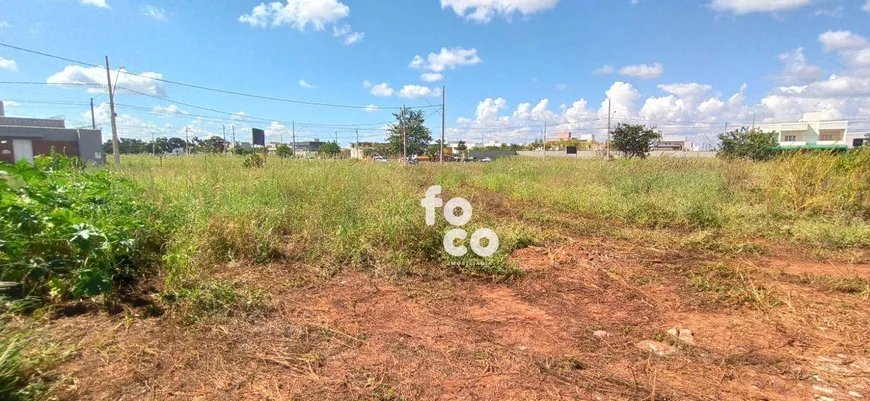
top-left (276, 145), bottom-right (293, 158)
top-left (611, 123), bottom-right (662, 159)
top-left (242, 153), bottom-right (265, 168)
top-left (0, 154), bottom-right (166, 301)
top-left (717, 128), bottom-right (778, 161)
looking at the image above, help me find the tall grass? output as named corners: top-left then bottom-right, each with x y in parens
top-left (119, 150), bottom-right (870, 290)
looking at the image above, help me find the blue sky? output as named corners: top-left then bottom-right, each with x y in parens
top-left (1, 0), bottom-right (869, 146)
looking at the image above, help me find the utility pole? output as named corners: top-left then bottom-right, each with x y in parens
top-left (335, 131), bottom-right (338, 144)
top-left (356, 128), bottom-right (360, 159)
top-left (543, 120), bottom-right (547, 159)
top-left (401, 106), bottom-right (407, 165)
top-left (292, 121), bottom-right (296, 159)
top-left (231, 125), bottom-right (236, 153)
top-left (606, 98), bottom-right (612, 159)
top-left (104, 56), bottom-right (120, 170)
top-left (184, 126), bottom-right (189, 155)
top-left (90, 98), bottom-right (96, 129)
top-left (441, 85), bottom-right (445, 163)
top-left (222, 125), bottom-right (226, 153)
top-left (151, 132), bottom-right (155, 156)
top-left (751, 112), bottom-right (756, 132)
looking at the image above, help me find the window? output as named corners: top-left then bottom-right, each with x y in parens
top-left (783, 135), bottom-right (796, 142)
top-left (820, 135), bottom-right (833, 141)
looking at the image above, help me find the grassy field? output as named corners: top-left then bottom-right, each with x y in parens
top-left (4, 151), bottom-right (870, 400)
top-left (125, 152), bottom-right (870, 275)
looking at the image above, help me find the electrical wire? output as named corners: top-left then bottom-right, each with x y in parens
top-left (0, 42), bottom-right (439, 110)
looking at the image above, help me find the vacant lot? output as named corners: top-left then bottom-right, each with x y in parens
top-left (4, 153), bottom-right (870, 400)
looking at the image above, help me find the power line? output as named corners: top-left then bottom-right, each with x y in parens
top-left (0, 42), bottom-right (438, 110)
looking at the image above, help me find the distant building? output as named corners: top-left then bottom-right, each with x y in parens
top-left (654, 136), bottom-right (691, 151)
top-left (546, 132), bottom-right (595, 144)
top-left (229, 141), bottom-right (252, 151)
top-left (291, 139), bottom-right (326, 152)
top-left (546, 132), bottom-right (573, 143)
top-left (756, 112), bottom-right (863, 149)
top-left (0, 102), bottom-right (104, 165)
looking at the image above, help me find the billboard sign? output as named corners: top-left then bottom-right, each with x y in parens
top-left (252, 128), bottom-right (265, 146)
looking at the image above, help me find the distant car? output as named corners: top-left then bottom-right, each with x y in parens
top-left (481, 157), bottom-right (494, 162)
top-left (465, 157), bottom-right (477, 162)
top-left (373, 156), bottom-right (389, 163)
top-left (407, 158), bottom-right (418, 165)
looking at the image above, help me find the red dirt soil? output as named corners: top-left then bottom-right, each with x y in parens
top-left (36, 240), bottom-right (870, 400)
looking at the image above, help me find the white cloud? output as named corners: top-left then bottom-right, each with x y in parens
top-left (332, 24), bottom-right (364, 45)
top-left (299, 79), bottom-right (316, 89)
top-left (364, 105), bottom-right (379, 112)
top-left (619, 62), bottom-right (664, 79)
top-left (814, 6), bottom-right (843, 17)
top-left (555, 83), bottom-right (567, 90)
top-left (82, 0), bottom-right (110, 9)
top-left (594, 65), bottom-right (614, 75)
top-left (142, 5), bottom-right (167, 21)
top-left (86, 103), bottom-right (173, 140)
top-left (239, 0), bottom-right (350, 31)
top-left (231, 112), bottom-right (248, 121)
top-left (819, 31), bottom-right (868, 52)
top-left (864, 0), bottom-right (870, 11)
top-left (772, 47), bottom-right (825, 84)
top-left (153, 104), bottom-right (188, 116)
top-left (0, 21), bottom-right (11, 29)
top-left (265, 121), bottom-right (287, 139)
top-left (397, 85), bottom-right (441, 99)
top-left (710, 0), bottom-right (813, 14)
top-left (409, 55), bottom-right (425, 69)
top-left (658, 83), bottom-right (712, 98)
top-left (343, 31), bottom-right (364, 45)
top-left (410, 48), bottom-right (482, 72)
top-left (362, 80), bottom-right (372, 88)
top-left (440, 0), bottom-right (559, 23)
top-left (0, 57), bottom-right (17, 72)
top-left (370, 83), bottom-right (395, 97)
top-left (3, 101), bottom-right (20, 107)
top-left (47, 65), bottom-right (168, 97)
top-left (448, 81), bottom-right (756, 147)
top-left (421, 72), bottom-right (444, 82)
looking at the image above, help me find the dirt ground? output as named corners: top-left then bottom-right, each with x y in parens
top-left (36, 237), bottom-right (870, 400)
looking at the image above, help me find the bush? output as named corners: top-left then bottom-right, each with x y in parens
top-left (717, 128), bottom-right (778, 161)
top-left (0, 155), bottom-right (166, 300)
top-left (242, 153), bottom-right (264, 168)
top-left (276, 145), bottom-right (293, 158)
top-left (611, 123), bottom-right (662, 159)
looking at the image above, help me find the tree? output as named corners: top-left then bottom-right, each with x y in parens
top-left (717, 128), bottom-right (778, 161)
top-left (276, 145), bottom-right (293, 158)
top-left (319, 141), bottom-right (341, 157)
top-left (456, 140), bottom-right (467, 152)
top-left (195, 136), bottom-right (227, 154)
top-left (611, 123), bottom-right (662, 159)
top-left (387, 109), bottom-right (432, 156)
top-left (363, 143), bottom-right (393, 158)
top-left (425, 139), bottom-right (444, 159)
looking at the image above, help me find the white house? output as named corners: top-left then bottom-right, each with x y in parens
top-left (756, 112), bottom-right (862, 149)
top-left (654, 136), bottom-right (691, 151)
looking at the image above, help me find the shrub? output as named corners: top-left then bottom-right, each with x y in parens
top-left (717, 128), bottom-right (778, 161)
top-left (0, 155), bottom-right (166, 300)
top-left (276, 145), bottom-right (293, 158)
top-left (242, 153), bottom-right (264, 168)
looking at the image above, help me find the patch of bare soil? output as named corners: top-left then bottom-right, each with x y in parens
top-left (764, 258), bottom-right (870, 279)
top-left (41, 239), bottom-right (870, 400)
